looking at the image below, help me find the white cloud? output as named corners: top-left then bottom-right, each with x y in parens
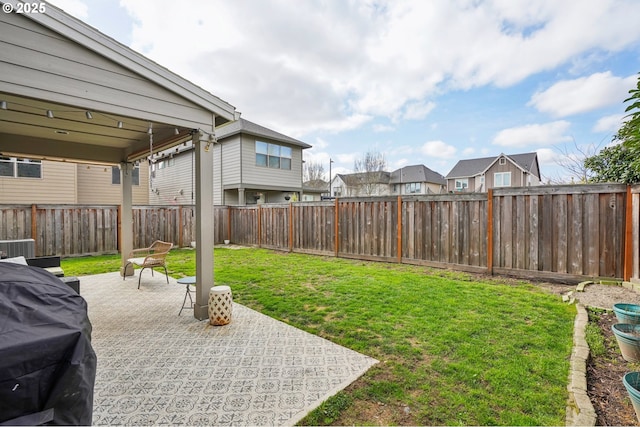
top-left (117, 0), bottom-right (640, 137)
top-left (593, 113), bottom-right (624, 133)
top-left (462, 147), bottom-right (476, 156)
top-left (529, 72), bottom-right (636, 117)
top-left (493, 121), bottom-right (572, 147)
top-left (373, 124), bottom-right (395, 133)
top-left (535, 148), bottom-right (558, 165)
top-left (420, 140), bottom-right (457, 159)
top-left (47, 0), bottom-right (89, 19)
top-left (402, 101), bottom-right (436, 121)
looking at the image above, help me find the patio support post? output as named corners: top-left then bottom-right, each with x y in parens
top-left (120, 162), bottom-right (134, 277)
top-left (193, 130), bottom-right (215, 320)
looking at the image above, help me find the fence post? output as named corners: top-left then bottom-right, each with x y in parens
top-left (31, 204), bottom-right (37, 256)
top-left (397, 196), bottom-right (402, 263)
top-left (257, 205), bottom-right (262, 248)
top-left (334, 198), bottom-right (339, 257)
top-left (288, 203), bottom-right (293, 252)
top-left (625, 185), bottom-right (633, 282)
top-left (227, 206), bottom-right (231, 243)
top-left (487, 189), bottom-right (494, 275)
top-left (178, 206), bottom-right (183, 248)
top-left (117, 204), bottom-right (122, 253)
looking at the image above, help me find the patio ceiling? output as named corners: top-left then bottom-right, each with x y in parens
top-left (0, 92), bottom-right (195, 165)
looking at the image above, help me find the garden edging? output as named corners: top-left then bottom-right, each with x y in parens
top-left (566, 303), bottom-right (596, 426)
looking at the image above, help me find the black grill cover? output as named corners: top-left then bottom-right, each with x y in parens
top-left (0, 263), bottom-right (96, 425)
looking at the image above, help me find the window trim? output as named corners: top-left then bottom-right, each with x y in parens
top-left (255, 141), bottom-right (292, 170)
top-left (455, 178), bottom-right (468, 190)
top-left (0, 157), bottom-right (42, 179)
top-left (494, 171), bottom-right (511, 187)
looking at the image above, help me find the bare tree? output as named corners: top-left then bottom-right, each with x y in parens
top-left (303, 161), bottom-right (326, 182)
top-left (552, 138), bottom-right (603, 184)
top-left (353, 150), bottom-right (388, 196)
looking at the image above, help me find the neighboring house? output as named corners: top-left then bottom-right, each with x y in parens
top-left (445, 152), bottom-right (541, 192)
top-left (389, 164), bottom-right (446, 195)
top-left (0, 157), bottom-right (149, 204)
top-left (331, 172), bottom-right (392, 197)
top-left (302, 179), bottom-right (328, 201)
top-left (149, 118), bottom-right (311, 205)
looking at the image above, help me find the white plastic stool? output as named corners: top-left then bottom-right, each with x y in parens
top-left (208, 285), bottom-right (232, 326)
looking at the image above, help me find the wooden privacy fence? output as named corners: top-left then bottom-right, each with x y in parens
top-left (229, 183), bottom-right (640, 283)
top-left (1, 183), bottom-right (639, 283)
top-left (0, 204), bottom-right (227, 257)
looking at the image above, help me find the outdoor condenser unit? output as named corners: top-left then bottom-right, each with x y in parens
top-left (0, 239), bottom-right (36, 258)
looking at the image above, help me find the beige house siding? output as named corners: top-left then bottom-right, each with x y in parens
top-left (393, 182), bottom-right (444, 195)
top-left (448, 176), bottom-right (478, 192)
top-left (0, 160), bottom-right (77, 203)
top-left (77, 163), bottom-right (149, 204)
top-left (215, 137), bottom-right (242, 205)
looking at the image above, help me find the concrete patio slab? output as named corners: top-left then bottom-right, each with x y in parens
top-left (80, 271), bottom-right (378, 426)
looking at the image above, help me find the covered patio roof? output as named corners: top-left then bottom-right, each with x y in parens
top-left (0, 0), bottom-right (239, 319)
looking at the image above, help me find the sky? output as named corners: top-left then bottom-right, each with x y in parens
top-left (48, 0), bottom-right (640, 182)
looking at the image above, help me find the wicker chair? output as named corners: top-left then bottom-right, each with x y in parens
top-left (123, 240), bottom-right (173, 289)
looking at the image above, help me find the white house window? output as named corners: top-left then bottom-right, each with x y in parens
top-left (111, 165), bottom-right (140, 186)
top-left (333, 186), bottom-right (342, 197)
top-left (405, 182), bottom-right (421, 193)
top-left (455, 178), bottom-right (468, 190)
top-left (499, 157), bottom-right (506, 165)
top-left (0, 157), bottom-right (42, 178)
top-left (494, 172), bottom-right (511, 187)
top-left (256, 141), bottom-right (292, 170)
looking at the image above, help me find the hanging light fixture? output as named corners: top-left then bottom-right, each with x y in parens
top-left (117, 121), bottom-right (123, 128)
top-left (174, 127), bottom-right (180, 135)
top-left (85, 111), bottom-right (93, 119)
top-left (0, 101), bottom-right (7, 110)
top-left (46, 110), bottom-right (54, 118)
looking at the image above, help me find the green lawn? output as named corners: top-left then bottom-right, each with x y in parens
top-left (62, 247), bottom-right (575, 426)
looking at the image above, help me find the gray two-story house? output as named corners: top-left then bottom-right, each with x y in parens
top-left (445, 152), bottom-right (541, 192)
top-left (149, 118), bottom-right (311, 205)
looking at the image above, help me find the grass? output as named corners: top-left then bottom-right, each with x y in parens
top-left (62, 247), bottom-right (576, 425)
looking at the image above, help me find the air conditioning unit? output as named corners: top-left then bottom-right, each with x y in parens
top-left (0, 239), bottom-right (35, 258)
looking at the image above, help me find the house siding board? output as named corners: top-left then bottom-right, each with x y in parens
top-left (221, 137), bottom-right (242, 187)
top-left (0, 12), bottom-right (213, 128)
top-left (77, 163), bottom-right (149, 204)
top-left (149, 153), bottom-right (193, 205)
top-left (0, 160), bottom-right (76, 203)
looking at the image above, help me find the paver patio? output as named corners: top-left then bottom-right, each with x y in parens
top-left (80, 271), bottom-right (377, 425)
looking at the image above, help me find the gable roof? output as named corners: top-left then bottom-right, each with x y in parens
top-left (216, 118), bottom-right (311, 149)
top-left (336, 171), bottom-right (391, 186)
top-left (389, 164), bottom-right (446, 185)
top-left (446, 152), bottom-right (540, 179)
top-left (303, 179), bottom-right (328, 192)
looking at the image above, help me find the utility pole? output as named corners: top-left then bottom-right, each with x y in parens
top-left (329, 158), bottom-right (334, 197)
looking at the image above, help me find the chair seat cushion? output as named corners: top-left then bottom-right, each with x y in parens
top-left (127, 257), bottom-right (164, 267)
